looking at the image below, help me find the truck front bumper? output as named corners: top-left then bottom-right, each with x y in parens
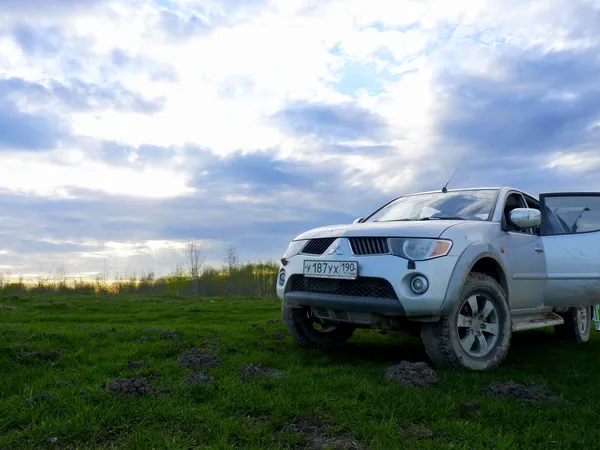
top-left (276, 246), bottom-right (459, 318)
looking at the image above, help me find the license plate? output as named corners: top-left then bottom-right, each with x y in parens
top-left (303, 260), bottom-right (358, 279)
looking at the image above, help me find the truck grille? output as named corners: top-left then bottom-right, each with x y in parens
top-left (301, 238), bottom-right (336, 255)
top-left (289, 275), bottom-right (397, 299)
top-left (348, 237), bottom-right (390, 255)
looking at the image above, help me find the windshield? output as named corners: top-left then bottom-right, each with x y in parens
top-left (365, 189), bottom-right (499, 222)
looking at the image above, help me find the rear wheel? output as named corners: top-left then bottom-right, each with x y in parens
top-left (554, 305), bottom-right (591, 342)
top-left (421, 273), bottom-right (512, 371)
top-left (282, 304), bottom-right (355, 347)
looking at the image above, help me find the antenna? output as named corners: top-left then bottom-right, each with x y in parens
top-left (441, 167), bottom-right (459, 193)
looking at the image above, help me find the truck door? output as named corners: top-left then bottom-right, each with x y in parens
top-left (539, 192), bottom-right (600, 308)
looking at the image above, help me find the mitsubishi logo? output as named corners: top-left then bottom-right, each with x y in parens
top-left (327, 240), bottom-right (343, 255)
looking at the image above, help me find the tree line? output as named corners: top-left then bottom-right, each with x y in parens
top-left (0, 240), bottom-right (281, 297)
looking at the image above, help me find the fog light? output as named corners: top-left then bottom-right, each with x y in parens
top-left (410, 275), bottom-right (428, 294)
top-left (278, 269), bottom-right (286, 286)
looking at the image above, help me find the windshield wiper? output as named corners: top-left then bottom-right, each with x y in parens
top-left (419, 216), bottom-right (466, 221)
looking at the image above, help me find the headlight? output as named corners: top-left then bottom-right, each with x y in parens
top-left (283, 240), bottom-right (307, 258)
top-left (389, 238), bottom-right (452, 261)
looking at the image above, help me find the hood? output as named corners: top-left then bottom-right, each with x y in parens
top-left (294, 220), bottom-right (465, 240)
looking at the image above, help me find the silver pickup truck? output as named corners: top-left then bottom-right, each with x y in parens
top-left (276, 187), bottom-right (600, 371)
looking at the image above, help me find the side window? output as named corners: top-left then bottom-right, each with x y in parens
top-left (503, 193), bottom-right (528, 233)
top-left (542, 195), bottom-right (600, 235)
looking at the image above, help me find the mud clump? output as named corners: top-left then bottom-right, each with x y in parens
top-left (240, 364), bottom-right (284, 381)
top-left (484, 381), bottom-right (566, 405)
top-left (101, 378), bottom-right (169, 398)
top-left (280, 416), bottom-right (362, 449)
top-left (23, 392), bottom-right (54, 408)
top-left (127, 360), bottom-right (146, 369)
top-left (177, 348), bottom-right (223, 371)
top-left (183, 373), bottom-right (214, 387)
top-left (384, 361), bottom-right (438, 387)
top-left (251, 324), bottom-right (265, 331)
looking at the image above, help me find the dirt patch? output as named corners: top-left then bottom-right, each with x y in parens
top-left (454, 402), bottom-right (480, 419)
top-left (240, 364), bottom-right (284, 381)
top-left (137, 328), bottom-right (181, 342)
top-left (183, 373), bottom-right (214, 387)
top-left (177, 348), bottom-right (223, 371)
top-left (17, 351), bottom-right (42, 360)
top-left (483, 381), bottom-right (566, 405)
top-left (0, 304), bottom-right (14, 310)
top-left (399, 424), bottom-right (434, 440)
top-left (91, 327), bottom-right (115, 336)
top-left (127, 360), bottom-right (146, 369)
top-left (384, 361), bottom-right (438, 387)
top-left (280, 416), bottom-right (361, 449)
top-left (16, 349), bottom-right (63, 364)
top-left (272, 331), bottom-right (286, 340)
top-left (23, 392), bottom-right (54, 408)
top-left (101, 377), bottom-right (169, 398)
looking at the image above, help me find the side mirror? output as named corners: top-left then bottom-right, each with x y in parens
top-left (353, 217), bottom-right (364, 224)
top-left (509, 208), bottom-right (541, 229)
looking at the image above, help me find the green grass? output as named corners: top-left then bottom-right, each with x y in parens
top-left (1, 294), bottom-right (600, 449)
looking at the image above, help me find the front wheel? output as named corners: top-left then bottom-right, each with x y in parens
top-left (282, 304), bottom-right (355, 347)
top-left (554, 305), bottom-right (591, 342)
top-left (421, 273), bottom-right (512, 371)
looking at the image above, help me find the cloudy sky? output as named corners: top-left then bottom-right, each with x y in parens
top-left (1, 0), bottom-right (599, 280)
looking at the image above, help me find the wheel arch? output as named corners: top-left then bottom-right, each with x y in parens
top-left (439, 242), bottom-right (510, 315)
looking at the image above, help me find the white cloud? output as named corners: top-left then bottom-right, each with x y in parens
top-left (1, 0), bottom-right (600, 277)
top-left (0, 150), bottom-right (192, 198)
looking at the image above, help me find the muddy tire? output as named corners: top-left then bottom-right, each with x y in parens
top-left (282, 304), bottom-right (355, 347)
top-left (554, 306), bottom-right (591, 342)
top-left (421, 272), bottom-right (512, 371)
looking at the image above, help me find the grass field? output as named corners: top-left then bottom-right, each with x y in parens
top-left (2, 294), bottom-right (600, 449)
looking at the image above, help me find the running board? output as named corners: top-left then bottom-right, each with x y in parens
top-left (512, 312), bottom-right (564, 332)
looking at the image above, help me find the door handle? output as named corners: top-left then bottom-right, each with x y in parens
top-left (534, 247), bottom-right (544, 253)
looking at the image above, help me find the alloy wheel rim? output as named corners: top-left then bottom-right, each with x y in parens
top-left (456, 293), bottom-right (500, 357)
top-left (577, 306), bottom-right (588, 334)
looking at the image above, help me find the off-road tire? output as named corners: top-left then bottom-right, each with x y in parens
top-left (282, 303), bottom-right (355, 347)
top-left (554, 306), bottom-right (591, 342)
top-left (420, 272), bottom-right (512, 371)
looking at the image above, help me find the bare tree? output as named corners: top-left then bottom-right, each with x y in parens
top-left (184, 239), bottom-right (206, 295)
top-left (223, 244), bottom-right (240, 274)
top-left (101, 258), bottom-right (111, 284)
top-left (55, 265), bottom-right (67, 291)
